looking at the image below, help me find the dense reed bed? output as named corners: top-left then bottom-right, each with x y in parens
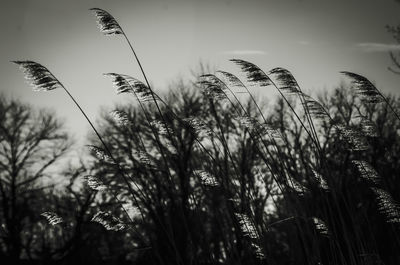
top-left (12, 8), bottom-right (400, 265)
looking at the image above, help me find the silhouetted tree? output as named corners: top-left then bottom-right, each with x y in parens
top-left (0, 95), bottom-right (71, 263)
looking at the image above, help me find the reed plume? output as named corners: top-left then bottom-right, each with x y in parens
top-left (342, 71), bottom-right (400, 121)
top-left (90, 8), bottom-right (123, 35)
top-left (41, 212), bottom-right (63, 226)
top-left (372, 188), bottom-right (400, 223)
top-left (92, 211), bottom-right (126, 231)
top-left (12, 61), bottom-right (62, 92)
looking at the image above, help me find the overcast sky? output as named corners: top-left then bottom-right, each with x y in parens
top-left (1, 0), bottom-right (400, 143)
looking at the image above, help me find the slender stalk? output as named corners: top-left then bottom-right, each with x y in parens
top-left (57, 80), bottom-right (146, 221)
top-left (113, 28), bottom-right (194, 264)
top-left (267, 75), bottom-right (320, 151)
top-left (378, 91), bottom-right (400, 121)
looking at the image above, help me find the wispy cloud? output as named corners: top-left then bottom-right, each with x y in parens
top-left (221, 50), bottom-right (267, 55)
top-left (357, 42), bottom-right (400, 52)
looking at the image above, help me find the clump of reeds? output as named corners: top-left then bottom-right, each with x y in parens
top-left (12, 7), bottom-right (400, 265)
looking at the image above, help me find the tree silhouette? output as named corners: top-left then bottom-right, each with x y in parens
top-left (0, 95), bottom-right (71, 263)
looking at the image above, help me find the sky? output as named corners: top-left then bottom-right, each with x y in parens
top-left (1, 0), bottom-right (400, 144)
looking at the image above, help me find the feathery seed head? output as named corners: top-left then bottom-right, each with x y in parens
top-left (372, 188), bottom-right (400, 223)
top-left (286, 175), bottom-right (308, 194)
top-left (251, 242), bottom-right (266, 260)
top-left (341, 71), bottom-right (383, 104)
top-left (85, 175), bottom-right (107, 191)
top-left (193, 170), bottom-right (219, 187)
top-left (352, 160), bottom-right (380, 184)
top-left (12, 61), bottom-right (62, 92)
top-left (41, 212), bottom-right (63, 225)
top-left (334, 124), bottom-right (369, 151)
top-left (268, 67), bottom-right (300, 94)
top-left (230, 59), bottom-right (271, 87)
top-left (235, 115), bottom-right (277, 137)
top-left (110, 110), bottom-right (130, 126)
top-left (92, 211), bottom-right (125, 231)
top-left (312, 170), bottom-right (329, 190)
top-left (90, 8), bottom-right (123, 35)
top-left (104, 73), bottom-right (133, 94)
top-left (312, 217), bottom-right (330, 236)
top-left (104, 73), bottom-right (154, 102)
top-left (183, 116), bottom-right (213, 138)
top-left (216, 70), bottom-right (247, 92)
top-left (234, 213), bottom-right (259, 239)
top-left (198, 74), bottom-right (227, 100)
top-left (87, 145), bottom-right (112, 162)
top-left (357, 115), bottom-right (378, 137)
top-left (302, 94), bottom-right (330, 120)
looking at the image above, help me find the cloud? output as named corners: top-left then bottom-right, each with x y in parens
top-left (221, 50), bottom-right (267, 55)
top-left (357, 42), bottom-right (400, 52)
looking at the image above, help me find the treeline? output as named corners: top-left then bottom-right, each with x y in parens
top-left (0, 75), bottom-right (399, 264)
